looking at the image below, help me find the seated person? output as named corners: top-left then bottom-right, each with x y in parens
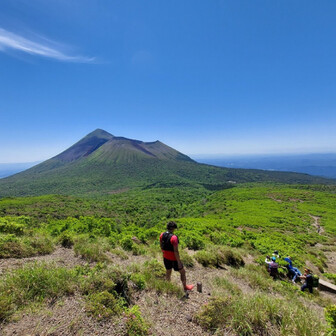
top-left (266, 256), bottom-right (279, 279)
top-left (300, 268), bottom-right (313, 293)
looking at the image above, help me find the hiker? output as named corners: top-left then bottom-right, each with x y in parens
top-left (300, 268), bottom-right (314, 293)
top-left (284, 256), bottom-right (301, 283)
top-left (160, 221), bottom-right (194, 291)
top-left (265, 256), bottom-right (279, 280)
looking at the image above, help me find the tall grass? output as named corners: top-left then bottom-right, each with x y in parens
top-left (196, 292), bottom-right (327, 335)
top-left (0, 262), bottom-right (77, 321)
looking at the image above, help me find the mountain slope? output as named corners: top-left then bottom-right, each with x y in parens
top-left (0, 129), bottom-right (335, 197)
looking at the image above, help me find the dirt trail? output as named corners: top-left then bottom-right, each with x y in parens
top-left (0, 247), bottom-right (86, 276)
top-left (309, 214), bottom-right (324, 234)
top-left (0, 295), bottom-right (127, 336)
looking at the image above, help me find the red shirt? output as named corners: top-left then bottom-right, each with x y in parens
top-left (160, 232), bottom-right (178, 261)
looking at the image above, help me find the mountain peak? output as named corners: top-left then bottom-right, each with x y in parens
top-left (87, 129), bottom-right (114, 138)
top-left (54, 129), bottom-right (114, 163)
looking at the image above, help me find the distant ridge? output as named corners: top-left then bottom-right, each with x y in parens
top-left (0, 129), bottom-right (335, 197)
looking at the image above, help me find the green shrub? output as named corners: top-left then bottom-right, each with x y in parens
top-left (74, 237), bottom-right (108, 262)
top-left (0, 218), bottom-right (25, 235)
top-left (130, 273), bottom-right (146, 290)
top-left (124, 305), bottom-right (150, 336)
top-left (58, 232), bottom-right (74, 248)
top-left (131, 244), bottom-right (146, 256)
top-left (120, 236), bottom-right (134, 251)
top-left (183, 232), bottom-right (205, 250)
top-left (195, 246), bottom-right (244, 268)
top-left (180, 249), bottom-right (194, 268)
top-left (325, 305), bottom-right (336, 335)
top-left (0, 233), bottom-right (54, 258)
top-left (78, 264), bottom-right (122, 294)
top-left (324, 273), bottom-right (336, 285)
top-left (194, 250), bottom-right (217, 267)
top-left (143, 259), bottom-right (166, 279)
top-left (86, 290), bottom-right (124, 320)
top-left (26, 233), bottom-right (54, 255)
top-left (0, 235), bottom-right (33, 258)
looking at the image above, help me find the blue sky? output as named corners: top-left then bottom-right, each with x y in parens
top-left (1, 0), bottom-right (336, 163)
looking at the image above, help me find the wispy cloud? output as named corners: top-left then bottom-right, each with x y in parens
top-left (0, 27), bottom-right (94, 63)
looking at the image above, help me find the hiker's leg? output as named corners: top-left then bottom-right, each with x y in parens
top-left (166, 269), bottom-right (172, 281)
top-left (179, 267), bottom-right (186, 288)
top-left (293, 268), bottom-right (301, 276)
top-left (292, 272), bottom-right (297, 282)
top-left (301, 283), bottom-right (307, 292)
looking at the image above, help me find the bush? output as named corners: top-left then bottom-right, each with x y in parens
top-left (130, 273), bottom-right (146, 290)
top-left (143, 259), bottom-right (166, 279)
top-left (58, 232), bottom-right (74, 248)
top-left (120, 236), bottom-right (134, 251)
top-left (0, 235), bottom-right (33, 258)
top-left (131, 244), bottom-right (146, 256)
top-left (195, 246), bottom-right (244, 268)
top-left (26, 233), bottom-right (54, 255)
top-left (74, 237), bottom-right (108, 262)
top-left (0, 218), bottom-right (25, 235)
top-left (325, 305), bottom-right (336, 335)
top-left (86, 290), bottom-right (124, 320)
top-left (194, 250), bottom-right (217, 267)
top-left (180, 249), bottom-right (194, 268)
top-left (0, 233), bottom-right (54, 258)
top-left (183, 232), bottom-right (205, 250)
top-left (124, 305), bottom-right (150, 336)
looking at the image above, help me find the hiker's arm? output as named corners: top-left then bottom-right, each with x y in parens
top-left (173, 245), bottom-right (183, 268)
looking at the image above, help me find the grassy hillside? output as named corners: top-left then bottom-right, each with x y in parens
top-left (1, 159), bottom-right (335, 197)
top-left (0, 183), bottom-right (335, 334)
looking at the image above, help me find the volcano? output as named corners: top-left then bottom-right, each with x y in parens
top-left (0, 129), bottom-right (334, 197)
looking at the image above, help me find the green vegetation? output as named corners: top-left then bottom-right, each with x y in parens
top-left (194, 245), bottom-right (245, 268)
top-left (0, 263), bottom-right (77, 321)
top-left (0, 183), bottom-right (335, 334)
top-left (124, 305), bottom-right (150, 336)
top-left (325, 305), bottom-right (336, 335)
top-left (195, 293), bottom-right (326, 335)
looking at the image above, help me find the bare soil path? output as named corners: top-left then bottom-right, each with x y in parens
top-left (309, 214), bottom-right (324, 234)
top-left (0, 247), bottom-right (87, 276)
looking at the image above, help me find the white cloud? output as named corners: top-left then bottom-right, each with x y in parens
top-left (0, 27), bottom-right (94, 63)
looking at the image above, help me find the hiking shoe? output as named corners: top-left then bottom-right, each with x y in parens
top-left (184, 284), bottom-right (194, 291)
